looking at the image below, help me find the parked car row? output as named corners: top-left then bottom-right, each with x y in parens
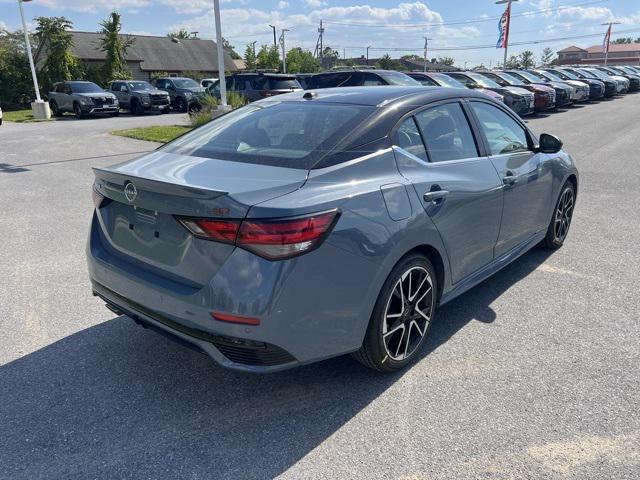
top-left (46, 76), bottom-right (209, 119)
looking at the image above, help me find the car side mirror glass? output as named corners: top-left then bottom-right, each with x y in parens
top-left (538, 133), bottom-right (562, 154)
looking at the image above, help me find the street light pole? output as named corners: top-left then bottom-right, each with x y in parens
top-left (366, 45), bottom-right (371, 66)
top-left (18, 0), bottom-right (50, 119)
top-left (423, 37), bottom-right (432, 72)
top-left (269, 24), bottom-right (277, 49)
top-left (213, 0), bottom-right (228, 108)
top-left (495, 0), bottom-right (518, 68)
top-left (280, 29), bottom-right (289, 73)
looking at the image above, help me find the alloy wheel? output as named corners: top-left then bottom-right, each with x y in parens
top-left (382, 266), bottom-right (434, 361)
top-left (554, 187), bottom-right (574, 242)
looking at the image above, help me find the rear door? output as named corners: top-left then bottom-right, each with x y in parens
top-left (468, 100), bottom-right (553, 256)
top-left (394, 100), bottom-right (503, 284)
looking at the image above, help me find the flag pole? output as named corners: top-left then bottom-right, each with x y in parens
top-left (495, 0), bottom-right (518, 67)
top-left (601, 21), bottom-right (620, 66)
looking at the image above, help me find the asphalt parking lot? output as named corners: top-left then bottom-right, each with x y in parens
top-left (1, 98), bottom-right (638, 479)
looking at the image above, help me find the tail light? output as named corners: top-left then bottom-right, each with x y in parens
top-left (177, 210), bottom-right (339, 260)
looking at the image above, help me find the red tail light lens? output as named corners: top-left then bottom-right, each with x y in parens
top-left (211, 311), bottom-right (260, 326)
top-left (178, 218), bottom-right (240, 243)
top-left (177, 210), bottom-right (339, 260)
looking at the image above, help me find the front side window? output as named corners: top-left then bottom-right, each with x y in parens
top-left (414, 103), bottom-right (478, 162)
top-left (162, 101), bottom-right (374, 169)
top-left (396, 117), bottom-right (427, 161)
top-left (470, 102), bottom-right (529, 155)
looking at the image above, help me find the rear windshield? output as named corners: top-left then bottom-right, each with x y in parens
top-left (268, 78), bottom-right (300, 89)
top-left (70, 82), bottom-right (103, 93)
top-left (161, 101), bottom-right (374, 169)
top-left (378, 72), bottom-right (421, 86)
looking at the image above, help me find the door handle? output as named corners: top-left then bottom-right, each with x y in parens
top-left (503, 173), bottom-right (518, 186)
top-left (423, 190), bottom-right (449, 203)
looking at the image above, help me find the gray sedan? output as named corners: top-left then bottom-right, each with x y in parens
top-left (87, 87), bottom-right (578, 373)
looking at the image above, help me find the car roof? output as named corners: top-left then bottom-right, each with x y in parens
top-left (259, 85), bottom-right (492, 107)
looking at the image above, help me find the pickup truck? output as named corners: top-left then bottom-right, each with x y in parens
top-left (48, 81), bottom-right (119, 118)
top-left (108, 80), bottom-right (170, 115)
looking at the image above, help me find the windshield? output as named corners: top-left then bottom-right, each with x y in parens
top-left (536, 70), bottom-right (562, 82)
top-left (128, 81), bottom-right (154, 91)
top-left (583, 69), bottom-right (608, 80)
top-left (173, 78), bottom-right (200, 88)
top-left (70, 82), bottom-right (104, 93)
top-left (162, 101), bottom-right (375, 169)
top-left (498, 72), bottom-right (526, 86)
top-left (468, 73), bottom-right (502, 88)
top-left (513, 71), bottom-right (544, 83)
top-left (432, 73), bottom-right (465, 88)
top-left (555, 69), bottom-right (579, 80)
top-left (378, 72), bottom-right (421, 86)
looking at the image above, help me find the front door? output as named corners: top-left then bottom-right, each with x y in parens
top-left (394, 101), bottom-right (504, 284)
top-left (468, 100), bottom-right (553, 257)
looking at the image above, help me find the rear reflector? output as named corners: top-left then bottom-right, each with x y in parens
top-left (211, 311), bottom-right (261, 326)
top-left (177, 210), bottom-right (339, 260)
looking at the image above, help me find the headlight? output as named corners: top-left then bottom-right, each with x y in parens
top-left (184, 92), bottom-right (193, 98)
top-left (141, 94), bottom-right (150, 103)
top-left (80, 97), bottom-right (93, 105)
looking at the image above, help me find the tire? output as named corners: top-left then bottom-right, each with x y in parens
top-left (541, 181), bottom-right (575, 249)
top-left (50, 101), bottom-right (62, 117)
top-left (73, 102), bottom-right (84, 119)
top-left (353, 254), bottom-right (437, 372)
top-left (131, 99), bottom-right (144, 115)
top-left (188, 102), bottom-right (202, 115)
top-left (109, 111), bottom-right (119, 117)
top-left (175, 97), bottom-right (187, 112)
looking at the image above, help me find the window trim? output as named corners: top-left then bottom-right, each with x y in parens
top-left (464, 98), bottom-right (537, 156)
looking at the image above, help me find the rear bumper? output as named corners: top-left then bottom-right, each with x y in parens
top-left (86, 210), bottom-right (380, 372)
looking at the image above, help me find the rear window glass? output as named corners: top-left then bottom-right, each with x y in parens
top-left (378, 72), bottom-right (420, 86)
top-left (69, 82), bottom-right (103, 93)
top-left (268, 78), bottom-right (299, 89)
top-left (161, 101), bottom-right (374, 169)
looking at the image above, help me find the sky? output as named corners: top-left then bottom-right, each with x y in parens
top-left (1, 0), bottom-right (640, 66)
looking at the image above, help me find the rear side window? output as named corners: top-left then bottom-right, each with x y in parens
top-left (397, 118), bottom-right (428, 161)
top-left (410, 75), bottom-right (438, 86)
top-left (362, 73), bottom-right (386, 86)
top-left (414, 103), bottom-right (478, 162)
top-left (162, 101), bottom-right (374, 169)
top-left (470, 102), bottom-right (529, 155)
top-left (308, 73), bottom-right (346, 89)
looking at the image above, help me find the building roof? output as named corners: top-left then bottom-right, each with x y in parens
top-left (585, 43), bottom-right (640, 54)
top-left (558, 45), bottom-right (587, 53)
top-left (39, 31), bottom-right (237, 72)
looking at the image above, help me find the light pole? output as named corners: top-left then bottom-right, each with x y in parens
top-left (213, 0), bottom-right (229, 111)
top-left (423, 37), bottom-right (432, 72)
top-left (366, 45), bottom-right (371, 66)
top-left (279, 29), bottom-right (289, 73)
top-left (268, 24), bottom-right (277, 49)
top-left (495, 0), bottom-right (518, 68)
top-left (18, 0), bottom-right (50, 119)
top-left (601, 21), bottom-right (620, 66)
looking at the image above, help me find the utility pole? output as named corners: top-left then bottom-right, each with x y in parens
top-left (250, 40), bottom-right (257, 58)
top-left (213, 0), bottom-right (228, 108)
top-left (269, 24), bottom-right (277, 49)
top-left (280, 29), bottom-right (289, 73)
top-left (423, 37), bottom-right (432, 72)
top-left (319, 19), bottom-right (324, 65)
top-left (18, 0), bottom-right (50, 119)
top-left (495, 0), bottom-right (518, 68)
top-left (366, 45), bottom-right (371, 66)
top-left (601, 21), bottom-right (620, 66)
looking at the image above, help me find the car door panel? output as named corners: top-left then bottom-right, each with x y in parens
top-left (467, 100), bottom-right (554, 256)
top-left (394, 102), bottom-right (503, 284)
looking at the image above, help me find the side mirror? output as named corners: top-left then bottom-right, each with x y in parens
top-left (538, 133), bottom-right (563, 154)
top-left (468, 82), bottom-right (479, 89)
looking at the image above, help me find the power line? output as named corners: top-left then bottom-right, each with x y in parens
top-left (322, 0), bottom-right (608, 29)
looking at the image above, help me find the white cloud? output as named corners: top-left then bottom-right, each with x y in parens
top-left (558, 6), bottom-right (614, 22)
top-left (305, 0), bottom-right (327, 8)
top-left (277, 1), bottom-right (290, 9)
top-left (33, 0), bottom-right (150, 14)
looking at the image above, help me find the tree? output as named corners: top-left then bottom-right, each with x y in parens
top-left (504, 55), bottom-right (521, 69)
top-left (244, 44), bottom-right (257, 70)
top-left (35, 16), bottom-right (81, 93)
top-left (285, 47), bottom-right (319, 73)
top-left (320, 46), bottom-right (339, 69)
top-left (518, 50), bottom-right (535, 69)
top-left (378, 54), bottom-right (395, 70)
top-left (612, 37), bottom-right (632, 44)
top-left (168, 29), bottom-right (190, 39)
top-left (222, 37), bottom-right (241, 60)
top-left (99, 11), bottom-right (134, 82)
top-left (540, 47), bottom-right (555, 66)
top-left (436, 56), bottom-right (455, 66)
top-left (256, 44), bottom-right (280, 70)
top-left (0, 29), bottom-right (34, 107)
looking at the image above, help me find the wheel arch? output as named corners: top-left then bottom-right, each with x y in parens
top-left (565, 173), bottom-right (578, 198)
top-left (397, 244), bottom-right (446, 304)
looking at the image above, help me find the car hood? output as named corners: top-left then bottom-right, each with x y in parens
top-left (133, 89), bottom-right (169, 96)
top-left (565, 80), bottom-right (588, 89)
top-left (548, 81), bottom-right (572, 91)
top-left (476, 88), bottom-right (503, 100)
top-left (502, 86), bottom-right (532, 96)
top-left (76, 92), bottom-right (117, 99)
top-left (608, 75), bottom-right (628, 84)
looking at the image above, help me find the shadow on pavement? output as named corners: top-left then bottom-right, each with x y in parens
top-left (0, 163), bottom-right (30, 174)
top-left (0, 248), bottom-right (552, 479)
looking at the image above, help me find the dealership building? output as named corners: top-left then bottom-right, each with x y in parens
top-left (557, 43), bottom-right (640, 66)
